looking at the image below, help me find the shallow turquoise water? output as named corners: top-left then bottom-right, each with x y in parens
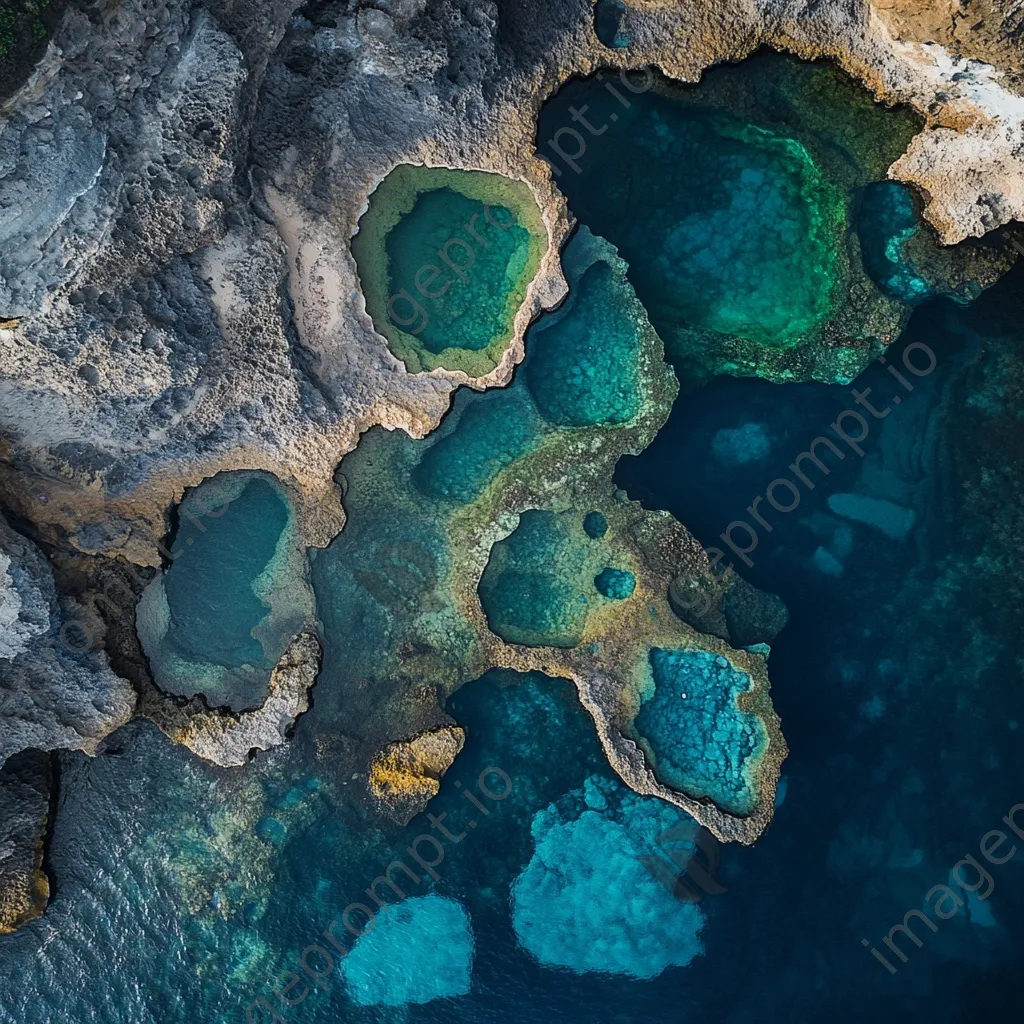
top-left (539, 73), bottom-right (843, 355)
top-left (1, 53), bottom-right (1022, 1024)
top-left (636, 649), bottom-right (766, 814)
top-left (857, 181), bottom-right (931, 301)
top-left (412, 387), bottom-right (544, 504)
top-left (478, 510), bottom-right (593, 648)
top-left (594, 566), bottom-right (635, 599)
top-left (525, 260), bottom-right (642, 426)
top-left (162, 478), bottom-right (286, 669)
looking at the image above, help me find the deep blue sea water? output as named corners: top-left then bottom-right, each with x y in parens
top-left (2, 53), bottom-right (1023, 1024)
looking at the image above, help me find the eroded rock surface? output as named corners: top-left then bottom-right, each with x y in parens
top-left (369, 725), bottom-right (466, 824)
top-left (1, 0), bottom-right (1022, 564)
top-left (0, 514), bottom-right (135, 766)
top-left (138, 629), bottom-right (321, 767)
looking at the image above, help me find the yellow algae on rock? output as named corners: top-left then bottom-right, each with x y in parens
top-left (369, 726), bottom-right (466, 824)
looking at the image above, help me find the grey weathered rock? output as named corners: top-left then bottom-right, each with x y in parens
top-left (0, 514), bottom-right (135, 767)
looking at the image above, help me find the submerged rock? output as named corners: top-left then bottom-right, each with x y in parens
top-left (512, 775), bottom-right (704, 978)
top-left (0, 749), bottom-right (51, 934)
top-left (827, 492), bottom-right (917, 539)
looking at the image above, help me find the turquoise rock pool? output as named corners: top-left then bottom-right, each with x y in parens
top-left (136, 471), bottom-right (314, 710)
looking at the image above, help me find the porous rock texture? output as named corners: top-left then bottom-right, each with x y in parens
top-left (0, 0), bottom-right (1021, 857)
top-left (136, 629), bottom-right (321, 767)
top-left (1, 0), bottom-right (1023, 569)
top-left (0, 513), bottom-right (135, 766)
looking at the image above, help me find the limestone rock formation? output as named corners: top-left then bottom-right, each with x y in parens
top-left (0, 0), bottom-right (1020, 867)
top-left (138, 629), bottom-right (321, 768)
top-left (1, 0), bottom-right (1022, 568)
top-left (0, 514), bottom-right (135, 766)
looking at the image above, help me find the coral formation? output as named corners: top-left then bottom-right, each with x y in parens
top-left (341, 894), bottom-right (474, 1006)
top-left (512, 775), bottom-right (704, 979)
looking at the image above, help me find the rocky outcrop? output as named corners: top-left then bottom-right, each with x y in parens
top-left (0, 514), bottom-right (135, 766)
top-left (0, 0), bottom-right (1020, 842)
top-left (1, 0), bottom-right (1022, 569)
top-left (137, 629), bottom-right (320, 767)
top-left (369, 725), bottom-right (466, 825)
top-left (0, 748), bottom-right (51, 934)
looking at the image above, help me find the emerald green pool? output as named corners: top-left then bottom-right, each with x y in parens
top-left (352, 165), bottom-right (548, 376)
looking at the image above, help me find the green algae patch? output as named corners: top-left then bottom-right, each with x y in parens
top-left (634, 649), bottom-right (769, 816)
top-left (136, 471), bottom-right (315, 711)
top-left (352, 164), bottom-right (547, 376)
